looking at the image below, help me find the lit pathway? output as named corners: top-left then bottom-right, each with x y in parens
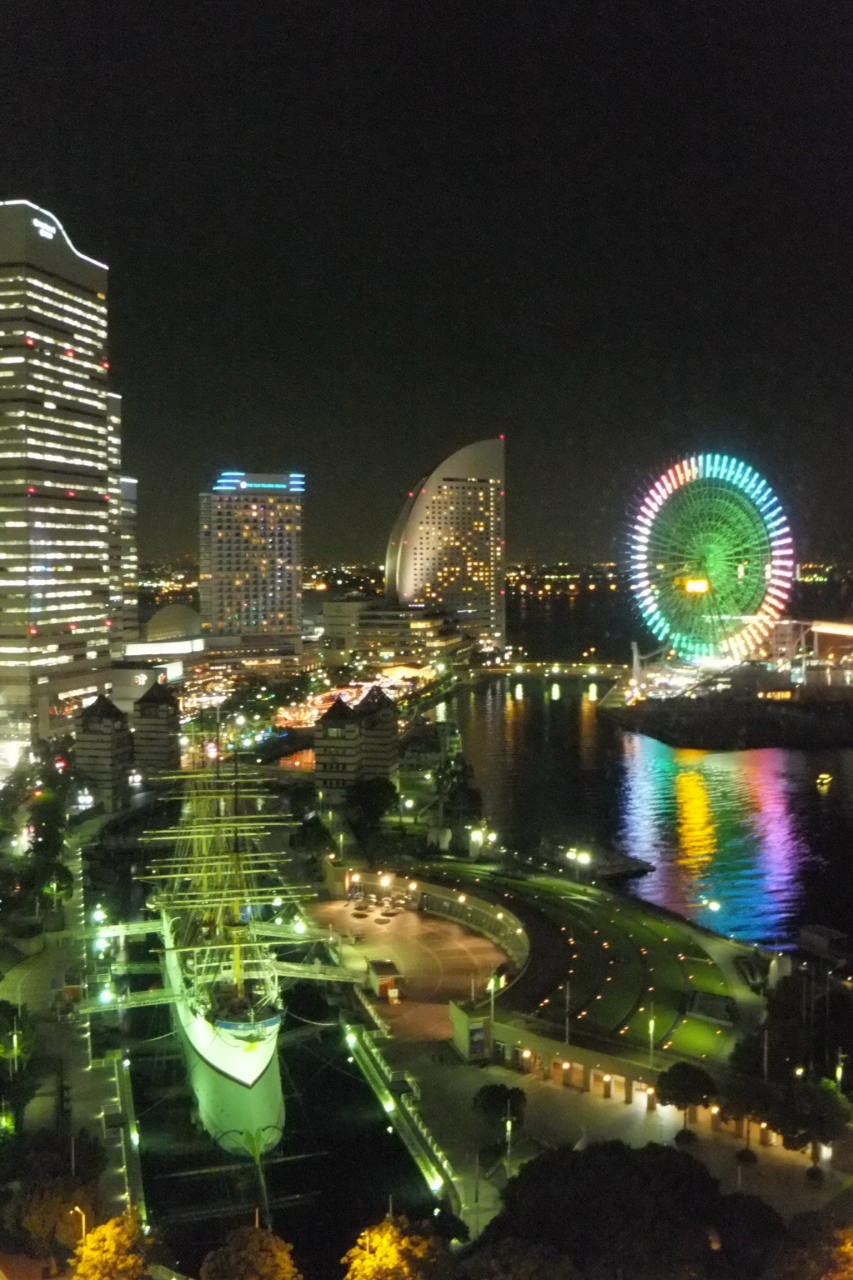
top-left (0, 822), bottom-right (133, 1221)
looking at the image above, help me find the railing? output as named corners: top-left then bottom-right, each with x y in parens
top-left (419, 890), bottom-right (529, 972)
top-left (344, 1023), bottom-right (460, 1214)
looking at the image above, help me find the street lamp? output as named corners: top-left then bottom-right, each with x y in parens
top-left (70, 1204), bottom-right (87, 1243)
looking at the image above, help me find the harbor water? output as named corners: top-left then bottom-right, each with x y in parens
top-left (447, 671), bottom-right (853, 949)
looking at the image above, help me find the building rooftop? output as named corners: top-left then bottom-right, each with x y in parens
top-left (318, 695), bottom-right (356, 724)
top-left (146, 602), bottom-right (202, 643)
top-left (355, 686), bottom-right (397, 716)
top-left (79, 694), bottom-right (126, 726)
top-left (136, 681), bottom-right (179, 709)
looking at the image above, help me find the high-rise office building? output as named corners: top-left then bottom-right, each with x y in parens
top-left (0, 200), bottom-right (115, 759)
top-left (385, 438), bottom-right (506, 647)
top-left (199, 470), bottom-right (304, 646)
top-left (104, 392), bottom-right (138, 645)
top-left (118, 474), bottom-right (138, 640)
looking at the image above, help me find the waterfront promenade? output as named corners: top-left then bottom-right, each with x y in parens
top-left (315, 881), bottom-right (850, 1232)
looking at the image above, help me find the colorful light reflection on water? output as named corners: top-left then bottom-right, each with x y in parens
top-left (620, 734), bottom-right (810, 944)
top-left (449, 675), bottom-right (853, 949)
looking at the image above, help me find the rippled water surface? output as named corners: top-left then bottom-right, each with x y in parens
top-left (446, 674), bottom-right (853, 949)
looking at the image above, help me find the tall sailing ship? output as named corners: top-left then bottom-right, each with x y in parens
top-left (145, 773), bottom-right (303, 1157)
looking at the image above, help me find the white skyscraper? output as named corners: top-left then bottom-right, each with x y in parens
top-left (385, 438), bottom-right (506, 647)
top-left (199, 471), bottom-right (304, 647)
top-left (0, 201), bottom-right (115, 761)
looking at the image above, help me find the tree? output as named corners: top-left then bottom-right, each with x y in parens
top-left (292, 814), bottom-right (334, 854)
top-left (656, 1062), bottom-right (716, 1142)
top-left (472, 1084), bottom-right (527, 1136)
top-left (768, 1077), bottom-right (852, 1172)
top-left (6, 1178), bottom-right (96, 1256)
top-left (716, 1194), bottom-right (785, 1278)
top-left (71, 1211), bottom-right (145, 1280)
top-left (0, 1000), bottom-right (35, 1074)
top-left (201, 1226), bottom-right (302, 1280)
top-left (728, 977), bottom-right (811, 1083)
top-left (345, 777), bottom-right (398, 839)
top-left (457, 1237), bottom-right (581, 1280)
top-left (766, 1222), bottom-right (853, 1280)
top-left (342, 1215), bottom-right (450, 1280)
top-left (487, 1140), bottom-right (727, 1279)
top-left (718, 1072), bottom-right (775, 1159)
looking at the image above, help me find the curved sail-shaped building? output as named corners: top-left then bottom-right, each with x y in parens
top-left (385, 438), bottom-right (505, 648)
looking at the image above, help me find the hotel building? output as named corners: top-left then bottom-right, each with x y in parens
top-left (199, 470), bottom-right (304, 646)
top-left (385, 438), bottom-right (506, 647)
top-left (0, 200), bottom-right (116, 759)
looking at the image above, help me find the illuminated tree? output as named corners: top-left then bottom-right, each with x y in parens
top-left (200, 1226), bottom-right (302, 1280)
top-left (71, 1210), bottom-right (145, 1280)
top-left (767, 1224), bottom-right (853, 1280)
top-left (342, 1216), bottom-right (450, 1280)
top-left (0, 999), bottom-right (35, 1072)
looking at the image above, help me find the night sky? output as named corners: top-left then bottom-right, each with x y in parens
top-left (2, 2), bottom-right (852, 564)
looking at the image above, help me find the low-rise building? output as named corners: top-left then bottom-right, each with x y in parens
top-left (74, 695), bottom-right (133, 812)
top-left (356, 686), bottom-right (398, 780)
top-left (314, 687), bottom-right (398, 802)
top-left (320, 597), bottom-right (469, 666)
top-left (133, 682), bottom-right (181, 774)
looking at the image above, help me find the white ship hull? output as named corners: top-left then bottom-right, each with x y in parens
top-left (162, 915), bottom-right (285, 1154)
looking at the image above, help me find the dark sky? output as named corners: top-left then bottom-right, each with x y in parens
top-left (2, 2), bottom-right (852, 564)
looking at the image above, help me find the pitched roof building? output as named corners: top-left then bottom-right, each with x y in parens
top-left (314, 688), bottom-right (398, 802)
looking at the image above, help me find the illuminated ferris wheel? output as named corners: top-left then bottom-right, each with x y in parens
top-left (628, 455), bottom-right (794, 663)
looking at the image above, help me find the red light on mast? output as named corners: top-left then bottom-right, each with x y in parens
top-left (24, 337), bottom-right (35, 347)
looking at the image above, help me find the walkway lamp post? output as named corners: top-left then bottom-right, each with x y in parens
top-left (505, 1103), bottom-right (513, 1165)
top-left (648, 1006), bottom-right (655, 1069)
top-left (564, 979), bottom-right (571, 1047)
top-left (71, 1204), bottom-right (87, 1243)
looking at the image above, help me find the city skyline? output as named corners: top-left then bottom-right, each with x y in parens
top-left (2, 5), bottom-right (851, 566)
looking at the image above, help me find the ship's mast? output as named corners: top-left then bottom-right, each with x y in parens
top-left (143, 770), bottom-right (312, 1019)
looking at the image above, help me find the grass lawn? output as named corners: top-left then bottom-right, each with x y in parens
top-left (434, 862), bottom-right (753, 1067)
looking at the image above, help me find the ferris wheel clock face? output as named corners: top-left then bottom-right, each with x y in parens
top-left (629, 455), bottom-right (794, 663)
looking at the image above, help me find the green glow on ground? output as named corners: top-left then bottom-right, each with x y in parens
top-left (436, 863), bottom-right (754, 1066)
